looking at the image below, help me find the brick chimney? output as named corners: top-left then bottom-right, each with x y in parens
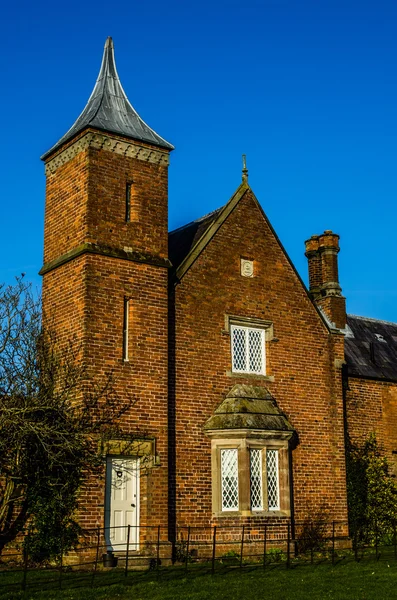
top-left (305, 230), bottom-right (346, 329)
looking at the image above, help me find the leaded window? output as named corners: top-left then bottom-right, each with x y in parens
top-left (221, 449), bottom-right (239, 511)
top-left (231, 325), bottom-right (265, 375)
top-left (250, 449), bottom-right (263, 510)
top-left (266, 449), bottom-right (280, 510)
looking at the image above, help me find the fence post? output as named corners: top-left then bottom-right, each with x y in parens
top-left (211, 526), bottom-right (217, 575)
top-left (263, 524), bottom-right (267, 571)
top-left (172, 523), bottom-right (177, 565)
top-left (240, 525), bottom-right (245, 569)
top-left (332, 521), bottom-right (335, 566)
top-left (91, 527), bottom-right (101, 588)
top-left (375, 519), bottom-right (379, 561)
top-left (286, 522), bottom-right (290, 569)
top-left (157, 525), bottom-right (161, 574)
top-left (22, 532), bottom-right (29, 592)
top-left (125, 525), bottom-right (131, 577)
top-left (59, 530), bottom-right (64, 589)
top-left (354, 522), bottom-right (358, 562)
top-left (185, 526), bottom-right (190, 572)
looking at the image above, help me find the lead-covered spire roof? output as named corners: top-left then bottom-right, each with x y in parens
top-left (42, 37), bottom-right (173, 160)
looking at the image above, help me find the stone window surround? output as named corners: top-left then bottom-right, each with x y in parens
top-left (210, 433), bottom-right (291, 518)
top-left (223, 315), bottom-right (275, 382)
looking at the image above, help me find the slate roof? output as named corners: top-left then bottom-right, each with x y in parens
top-left (168, 207), bottom-right (223, 270)
top-left (42, 37), bottom-right (173, 160)
top-left (345, 315), bottom-right (397, 381)
top-left (204, 385), bottom-right (295, 434)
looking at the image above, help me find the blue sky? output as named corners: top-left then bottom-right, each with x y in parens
top-left (1, 0), bottom-right (397, 320)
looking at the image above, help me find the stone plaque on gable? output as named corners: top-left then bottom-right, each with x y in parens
top-left (241, 259), bottom-right (254, 278)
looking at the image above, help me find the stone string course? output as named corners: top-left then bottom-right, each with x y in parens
top-left (45, 131), bottom-right (170, 175)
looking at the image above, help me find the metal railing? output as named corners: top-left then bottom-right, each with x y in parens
top-left (0, 519), bottom-right (395, 593)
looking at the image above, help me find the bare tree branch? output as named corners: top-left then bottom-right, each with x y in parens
top-left (0, 277), bottom-right (136, 557)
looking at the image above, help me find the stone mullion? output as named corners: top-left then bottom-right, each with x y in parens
top-left (238, 441), bottom-right (250, 513)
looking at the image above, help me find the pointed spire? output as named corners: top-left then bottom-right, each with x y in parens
top-left (242, 154), bottom-right (248, 183)
top-left (42, 37), bottom-right (173, 160)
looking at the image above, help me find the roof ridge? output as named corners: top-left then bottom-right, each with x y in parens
top-left (348, 314), bottom-right (397, 327)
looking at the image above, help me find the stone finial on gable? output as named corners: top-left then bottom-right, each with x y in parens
top-left (242, 154), bottom-right (249, 183)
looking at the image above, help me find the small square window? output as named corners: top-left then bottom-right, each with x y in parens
top-left (231, 325), bottom-right (266, 375)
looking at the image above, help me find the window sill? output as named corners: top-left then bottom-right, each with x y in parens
top-left (214, 509), bottom-right (290, 518)
top-left (249, 509), bottom-right (290, 518)
top-left (226, 371), bottom-right (275, 382)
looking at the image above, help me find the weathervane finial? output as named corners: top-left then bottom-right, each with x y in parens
top-left (242, 154), bottom-right (248, 183)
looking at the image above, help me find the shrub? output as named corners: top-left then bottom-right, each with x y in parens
top-left (296, 509), bottom-right (329, 555)
top-left (266, 548), bottom-right (285, 563)
top-left (347, 433), bottom-right (397, 547)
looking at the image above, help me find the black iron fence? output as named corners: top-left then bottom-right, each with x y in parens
top-left (0, 520), bottom-right (396, 594)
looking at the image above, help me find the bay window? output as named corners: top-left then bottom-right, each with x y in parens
top-left (219, 445), bottom-right (284, 514)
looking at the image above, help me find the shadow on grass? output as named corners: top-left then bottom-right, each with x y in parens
top-left (1, 547), bottom-right (397, 599)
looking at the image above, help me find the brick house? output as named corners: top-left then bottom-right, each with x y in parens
top-left (40, 38), bottom-right (397, 551)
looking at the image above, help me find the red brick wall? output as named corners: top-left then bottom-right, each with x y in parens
top-left (43, 140), bottom-right (169, 266)
top-left (346, 377), bottom-right (397, 469)
top-left (42, 258), bottom-right (87, 349)
top-left (86, 146), bottom-right (169, 259)
top-left (42, 140), bottom-right (170, 533)
top-left (317, 295), bottom-right (347, 330)
top-left (80, 253), bottom-right (169, 531)
top-left (172, 189), bottom-right (348, 527)
top-left (44, 150), bottom-right (89, 264)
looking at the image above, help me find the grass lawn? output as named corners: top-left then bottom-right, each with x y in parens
top-left (2, 559), bottom-right (397, 600)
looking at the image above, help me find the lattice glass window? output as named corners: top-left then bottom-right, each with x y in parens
top-left (266, 450), bottom-right (280, 511)
top-left (231, 326), bottom-right (265, 375)
top-left (250, 449), bottom-right (263, 510)
top-left (221, 449), bottom-right (239, 511)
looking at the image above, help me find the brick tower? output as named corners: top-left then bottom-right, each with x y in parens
top-left (40, 38), bottom-right (173, 546)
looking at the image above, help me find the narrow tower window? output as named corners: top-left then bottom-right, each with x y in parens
top-left (125, 183), bottom-right (132, 222)
top-left (123, 298), bottom-right (130, 361)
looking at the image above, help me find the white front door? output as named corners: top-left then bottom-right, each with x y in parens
top-left (105, 457), bottom-right (140, 551)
